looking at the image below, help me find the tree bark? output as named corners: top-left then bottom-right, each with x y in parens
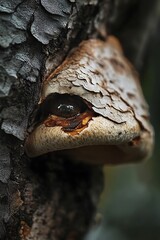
top-left (0, 0), bottom-right (159, 239)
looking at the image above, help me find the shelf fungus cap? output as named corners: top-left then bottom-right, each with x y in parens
top-left (25, 36), bottom-right (154, 164)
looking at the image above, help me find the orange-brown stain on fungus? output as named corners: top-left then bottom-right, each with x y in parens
top-left (44, 110), bottom-right (95, 135)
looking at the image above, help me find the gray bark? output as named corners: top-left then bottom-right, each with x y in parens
top-left (0, 0), bottom-right (159, 239)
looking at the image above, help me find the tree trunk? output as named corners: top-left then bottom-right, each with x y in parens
top-left (0, 0), bottom-right (159, 239)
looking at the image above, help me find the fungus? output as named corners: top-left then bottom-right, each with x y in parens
top-left (25, 36), bottom-right (154, 164)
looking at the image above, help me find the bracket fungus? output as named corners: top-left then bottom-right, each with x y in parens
top-left (25, 36), bottom-right (154, 164)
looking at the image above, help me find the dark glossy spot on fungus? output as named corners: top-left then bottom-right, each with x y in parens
top-left (50, 94), bottom-right (86, 118)
top-left (33, 93), bottom-right (95, 134)
top-left (35, 93), bottom-right (89, 124)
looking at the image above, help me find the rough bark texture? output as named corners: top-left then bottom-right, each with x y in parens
top-left (0, 0), bottom-right (159, 240)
